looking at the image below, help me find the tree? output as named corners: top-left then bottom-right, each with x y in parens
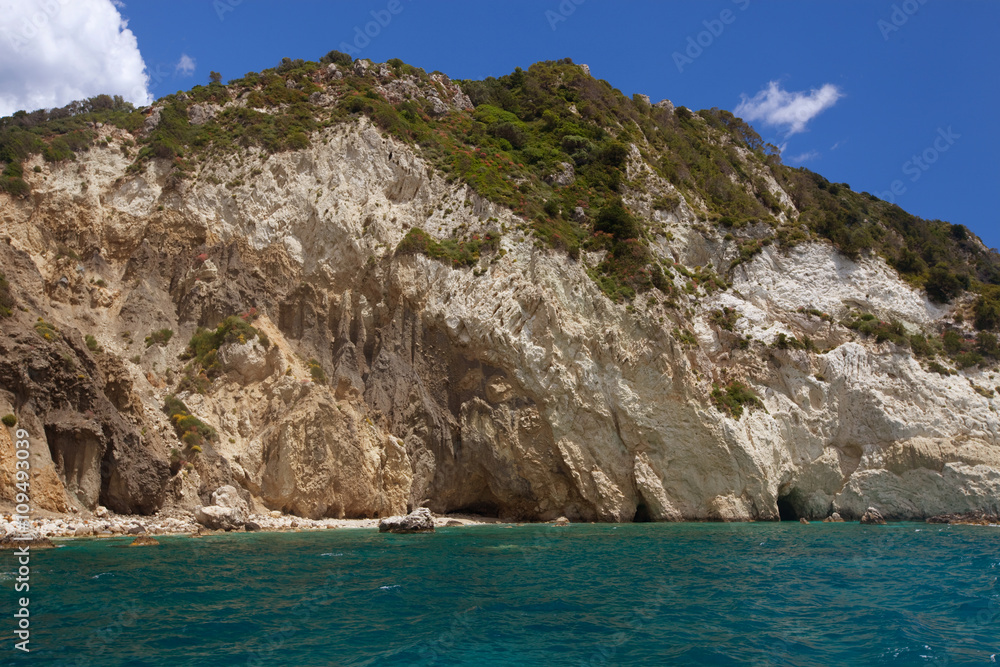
top-left (209, 71), bottom-right (222, 84)
top-left (320, 50), bottom-right (353, 67)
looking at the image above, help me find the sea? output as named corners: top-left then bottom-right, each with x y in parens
top-left (3, 522), bottom-right (998, 666)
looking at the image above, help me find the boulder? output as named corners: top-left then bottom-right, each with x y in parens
top-left (378, 507), bottom-right (434, 534)
top-left (127, 525), bottom-right (146, 535)
top-left (217, 338), bottom-right (273, 383)
top-left (860, 507), bottom-right (887, 525)
top-left (545, 162), bottom-right (575, 187)
top-left (553, 516), bottom-right (570, 525)
top-left (0, 536), bottom-right (55, 549)
top-left (823, 512), bottom-right (845, 523)
top-left (654, 99), bottom-right (675, 113)
top-left (799, 517), bottom-right (810, 524)
top-left (128, 536), bottom-right (160, 547)
top-left (194, 485), bottom-right (249, 531)
top-left (244, 521), bottom-right (261, 532)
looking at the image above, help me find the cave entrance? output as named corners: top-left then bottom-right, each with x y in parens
top-left (633, 502), bottom-right (653, 523)
top-left (776, 495), bottom-right (799, 521)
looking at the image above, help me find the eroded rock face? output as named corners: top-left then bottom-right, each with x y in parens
top-left (860, 507), bottom-right (887, 525)
top-left (1, 113), bottom-right (998, 524)
top-left (378, 507), bottom-right (434, 533)
top-left (239, 392), bottom-right (412, 520)
top-left (194, 485), bottom-right (249, 530)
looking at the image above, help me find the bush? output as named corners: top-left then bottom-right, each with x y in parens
top-left (308, 358), bottom-right (327, 384)
top-left (395, 227), bottom-right (499, 268)
top-left (34, 317), bottom-right (58, 341)
top-left (845, 314), bottom-right (908, 347)
top-left (711, 381), bottom-right (762, 419)
top-left (1, 414), bottom-right (16, 427)
top-left (955, 351), bottom-right (984, 369)
top-left (709, 307), bottom-right (738, 331)
top-left (927, 360), bottom-right (954, 375)
top-left (924, 266), bottom-right (968, 304)
top-left (0, 273), bottom-right (13, 317)
top-left (942, 330), bottom-right (964, 355)
top-left (85, 334), bottom-right (101, 353)
top-left (145, 328), bottom-right (175, 347)
top-left (594, 200), bottom-right (640, 240)
top-left (163, 395), bottom-right (217, 449)
top-left (179, 314), bottom-right (268, 385)
top-left (973, 289), bottom-right (1000, 330)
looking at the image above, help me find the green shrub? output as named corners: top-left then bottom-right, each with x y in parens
top-left (179, 313), bottom-right (268, 386)
top-left (85, 334), bottom-right (101, 353)
top-left (845, 315), bottom-right (908, 347)
top-left (924, 266), bottom-right (968, 304)
top-left (973, 288), bottom-right (1000, 330)
top-left (942, 330), bottom-right (963, 355)
top-left (927, 361), bottom-right (954, 376)
top-left (395, 227), bottom-right (499, 268)
top-left (909, 334), bottom-right (935, 357)
top-left (163, 395), bottom-right (217, 449)
top-left (0, 273), bottom-right (13, 317)
top-left (1, 414), bottom-right (16, 427)
top-left (145, 328), bottom-right (174, 347)
top-left (711, 381), bottom-right (762, 419)
top-left (977, 331), bottom-right (999, 357)
top-left (709, 307), bottom-right (738, 331)
top-left (955, 351), bottom-right (984, 369)
top-left (34, 317), bottom-right (58, 341)
top-left (308, 358), bottom-right (327, 384)
top-left (594, 200), bottom-right (640, 240)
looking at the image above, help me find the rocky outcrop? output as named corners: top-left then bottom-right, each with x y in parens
top-left (194, 485), bottom-right (249, 530)
top-left (379, 507), bottom-right (434, 533)
top-left (860, 507), bottom-right (887, 525)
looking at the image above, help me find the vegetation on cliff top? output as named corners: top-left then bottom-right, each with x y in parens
top-left (2, 54), bottom-right (998, 314)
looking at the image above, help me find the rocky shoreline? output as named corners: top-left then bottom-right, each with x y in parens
top-left (2, 508), bottom-right (996, 544)
top-left (0, 507), bottom-right (502, 542)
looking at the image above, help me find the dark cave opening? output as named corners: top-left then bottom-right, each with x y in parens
top-left (776, 495), bottom-right (800, 521)
top-left (633, 502), bottom-right (653, 523)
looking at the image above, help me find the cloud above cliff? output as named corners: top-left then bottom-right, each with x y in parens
top-left (735, 81), bottom-right (843, 136)
top-left (0, 0), bottom-right (151, 116)
top-left (175, 53), bottom-right (196, 77)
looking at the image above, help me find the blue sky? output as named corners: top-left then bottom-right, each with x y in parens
top-left (3, 1), bottom-right (997, 248)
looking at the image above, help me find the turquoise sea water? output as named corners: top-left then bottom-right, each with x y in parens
top-left (3, 522), bottom-right (998, 666)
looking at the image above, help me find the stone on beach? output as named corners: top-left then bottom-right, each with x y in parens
top-left (378, 507), bottom-right (435, 534)
top-left (860, 507), bottom-right (887, 525)
top-left (194, 485), bottom-right (250, 531)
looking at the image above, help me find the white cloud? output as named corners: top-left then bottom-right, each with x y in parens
top-left (175, 53), bottom-right (196, 77)
top-left (786, 150), bottom-right (820, 163)
top-left (0, 0), bottom-right (151, 116)
top-left (735, 81), bottom-right (843, 136)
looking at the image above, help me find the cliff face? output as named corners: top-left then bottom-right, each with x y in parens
top-left (1, 62), bottom-right (998, 522)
